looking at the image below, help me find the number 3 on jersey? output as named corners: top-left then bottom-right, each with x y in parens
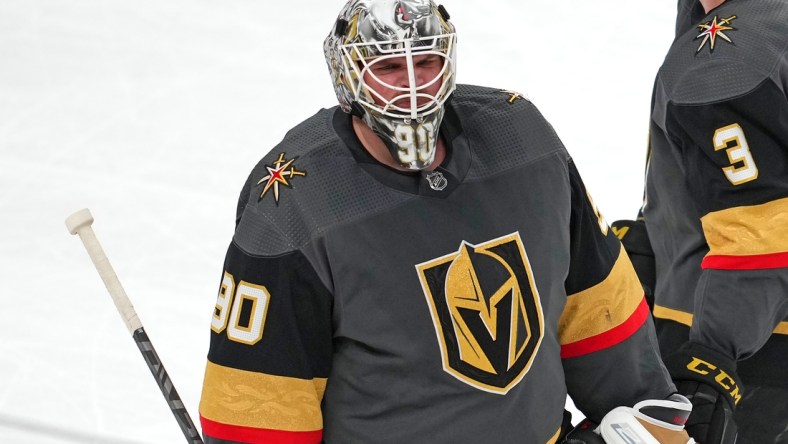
top-left (714, 123), bottom-right (759, 185)
top-left (211, 272), bottom-right (271, 345)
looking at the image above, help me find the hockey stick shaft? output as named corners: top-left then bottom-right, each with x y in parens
top-left (66, 208), bottom-right (203, 444)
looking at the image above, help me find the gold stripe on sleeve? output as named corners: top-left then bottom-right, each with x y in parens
top-left (199, 361), bottom-right (327, 432)
top-left (653, 305), bottom-right (788, 335)
top-left (559, 249), bottom-right (644, 344)
top-left (652, 305), bottom-right (693, 328)
top-left (701, 197), bottom-right (788, 256)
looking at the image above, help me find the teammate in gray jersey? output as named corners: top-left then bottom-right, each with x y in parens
top-left (198, 1), bottom-right (695, 443)
top-left (612, 0), bottom-right (788, 443)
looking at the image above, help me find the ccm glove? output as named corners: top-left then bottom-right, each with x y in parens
top-left (663, 342), bottom-right (741, 444)
top-left (610, 219), bottom-right (655, 309)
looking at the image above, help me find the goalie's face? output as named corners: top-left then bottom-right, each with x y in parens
top-left (361, 53), bottom-right (446, 113)
top-left (323, 0), bottom-right (457, 170)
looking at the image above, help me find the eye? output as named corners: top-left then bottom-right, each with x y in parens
top-left (416, 56), bottom-right (442, 68)
top-left (370, 60), bottom-right (403, 74)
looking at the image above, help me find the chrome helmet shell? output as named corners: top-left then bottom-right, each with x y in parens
top-left (324, 0), bottom-right (457, 170)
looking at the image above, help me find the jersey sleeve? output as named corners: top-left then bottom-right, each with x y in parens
top-left (560, 160), bottom-right (675, 422)
top-left (198, 233), bottom-right (333, 443)
top-left (664, 80), bottom-right (788, 359)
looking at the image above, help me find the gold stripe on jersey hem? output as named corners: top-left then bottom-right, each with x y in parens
top-left (702, 197), bottom-right (788, 256)
top-left (559, 249), bottom-right (644, 344)
top-left (653, 305), bottom-right (788, 335)
top-left (199, 361), bottom-right (327, 431)
top-left (546, 426), bottom-right (561, 444)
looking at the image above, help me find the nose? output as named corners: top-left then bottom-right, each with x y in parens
top-left (413, 67), bottom-right (428, 88)
top-left (392, 66), bottom-right (416, 91)
top-left (402, 65), bottom-right (431, 91)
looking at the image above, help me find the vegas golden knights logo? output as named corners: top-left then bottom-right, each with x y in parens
top-left (416, 232), bottom-right (544, 394)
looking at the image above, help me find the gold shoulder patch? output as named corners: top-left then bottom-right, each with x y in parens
top-left (695, 15), bottom-right (737, 53)
top-left (500, 89), bottom-right (528, 105)
top-left (256, 152), bottom-right (307, 205)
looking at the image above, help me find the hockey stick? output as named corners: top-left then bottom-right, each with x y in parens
top-left (65, 208), bottom-right (203, 444)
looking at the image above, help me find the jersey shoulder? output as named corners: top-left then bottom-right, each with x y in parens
top-left (658, 0), bottom-right (788, 105)
top-left (452, 84), bottom-right (570, 180)
top-left (232, 107), bottom-right (411, 257)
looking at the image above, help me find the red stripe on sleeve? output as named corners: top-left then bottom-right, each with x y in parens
top-left (702, 252), bottom-right (788, 270)
top-left (560, 297), bottom-right (650, 359)
top-left (200, 416), bottom-right (322, 444)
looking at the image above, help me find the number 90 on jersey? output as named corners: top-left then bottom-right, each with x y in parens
top-left (211, 272), bottom-right (271, 345)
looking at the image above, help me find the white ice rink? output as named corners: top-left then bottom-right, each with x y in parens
top-left (0, 1), bottom-right (676, 442)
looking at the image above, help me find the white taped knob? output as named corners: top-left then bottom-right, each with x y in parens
top-left (65, 208), bottom-right (95, 235)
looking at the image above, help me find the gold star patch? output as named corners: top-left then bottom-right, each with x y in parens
top-left (696, 15), bottom-right (737, 53)
top-left (256, 152), bottom-right (307, 204)
top-left (500, 89), bottom-right (527, 105)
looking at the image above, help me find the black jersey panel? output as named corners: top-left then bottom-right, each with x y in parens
top-left (564, 160), bottom-right (623, 296)
top-left (207, 241), bottom-right (333, 379)
top-left (665, 80), bottom-right (788, 215)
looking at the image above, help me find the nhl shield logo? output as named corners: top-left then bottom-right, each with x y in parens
top-left (425, 171), bottom-right (448, 191)
top-left (416, 232), bottom-right (544, 394)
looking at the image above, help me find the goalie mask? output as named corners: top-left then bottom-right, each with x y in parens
top-left (324, 0), bottom-right (457, 170)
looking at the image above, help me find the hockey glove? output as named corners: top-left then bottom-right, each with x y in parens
top-left (610, 219), bottom-right (655, 309)
top-left (563, 395), bottom-right (693, 444)
top-left (663, 342), bottom-right (741, 444)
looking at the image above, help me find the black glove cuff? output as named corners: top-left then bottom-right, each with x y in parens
top-left (562, 418), bottom-right (605, 444)
top-left (663, 342), bottom-right (743, 409)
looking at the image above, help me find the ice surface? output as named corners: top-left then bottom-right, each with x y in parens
top-left (0, 1), bottom-right (675, 442)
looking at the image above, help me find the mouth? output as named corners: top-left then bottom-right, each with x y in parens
top-left (391, 95), bottom-right (435, 110)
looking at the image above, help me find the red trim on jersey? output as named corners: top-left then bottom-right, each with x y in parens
top-left (200, 416), bottom-right (322, 444)
top-left (702, 252), bottom-right (788, 270)
top-left (560, 297), bottom-right (650, 359)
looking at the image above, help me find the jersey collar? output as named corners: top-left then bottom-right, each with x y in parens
top-left (333, 102), bottom-right (471, 198)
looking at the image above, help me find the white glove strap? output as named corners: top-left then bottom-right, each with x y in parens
top-left (597, 406), bottom-right (660, 444)
top-left (596, 406), bottom-right (696, 444)
top-left (632, 396), bottom-right (692, 432)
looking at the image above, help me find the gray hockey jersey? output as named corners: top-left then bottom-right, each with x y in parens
top-left (645, 0), bottom-right (788, 387)
top-left (199, 85), bottom-right (675, 443)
